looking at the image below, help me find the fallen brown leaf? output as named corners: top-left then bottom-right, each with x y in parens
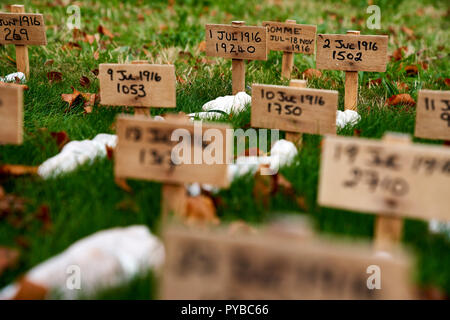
top-left (385, 93), bottom-right (416, 107)
top-left (0, 165), bottom-right (38, 176)
top-left (61, 86), bottom-right (82, 107)
top-left (79, 76), bottom-right (90, 88)
top-left (401, 26), bottom-right (415, 39)
top-left (35, 205), bottom-right (52, 232)
top-left (0, 246), bottom-right (20, 276)
top-left (367, 78), bottom-right (382, 88)
top-left (396, 81), bottom-right (410, 91)
top-left (198, 40), bottom-right (206, 52)
top-left (114, 177), bottom-right (132, 193)
top-left (185, 195), bottom-right (219, 225)
top-left (13, 278), bottom-right (48, 300)
top-left (50, 131), bottom-right (70, 150)
top-left (405, 65), bottom-right (418, 76)
top-left (47, 71), bottom-right (62, 83)
top-left (97, 25), bottom-right (114, 38)
top-left (392, 46), bottom-right (407, 61)
top-left (302, 68), bottom-right (322, 80)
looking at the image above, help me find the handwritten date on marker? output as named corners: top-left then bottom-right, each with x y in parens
top-left (251, 84), bottom-right (338, 135)
top-left (162, 226), bottom-right (414, 299)
top-left (205, 24), bottom-right (267, 60)
top-left (318, 135), bottom-right (450, 221)
top-left (316, 34), bottom-right (388, 72)
top-left (0, 84), bottom-right (23, 145)
top-left (262, 21), bottom-right (316, 54)
top-left (115, 115), bottom-right (232, 187)
top-left (415, 90), bottom-right (450, 141)
top-left (99, 64), bottom-right (176, 108)
top-left (0, 13), bottom-right (47, 45)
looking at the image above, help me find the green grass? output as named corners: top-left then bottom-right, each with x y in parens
top-left (0, 0), bottom-right (449, 299)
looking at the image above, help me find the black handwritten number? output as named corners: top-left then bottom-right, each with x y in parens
top-left (323, 38), bottom-right (330, 49)
top-left (125, 126), bottom-right (142, 142)
top-left (424, 97), bottom-right (435, 111)
top-left (247, 46), bottom-right (256, 53)
top-left (343, 168), bottom-right (362, 187)
top-left (138, 85), bottom-right (146, 98)
top-left (4, 27), bottom-right (12, 41)
top-left (334, 144), bottom-right (359, 163)
top-left (107, 69), bottom-right (114, 81)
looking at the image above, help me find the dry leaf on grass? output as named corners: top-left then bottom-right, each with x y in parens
top-left (385, 93), bottom-right (416, 107)
top-left (302, 68), bottom-right (322, 80)
top-left (0, 247), bottom-right (20, 276)
top-left (61, 86), bottom-right (82, 107)
top-left (401, 26), bottom-right (415, 39)
top-left (0, 164), bottom-right (38, 176)
top-left (198, 40), bottom-right (206, 52)
top-left (35, 205), bottom-right (52, 232)
top-left (114, 177), bottom-right (132, 193)
top-left (79, 76), bottom-right (90, 88)
top-left (392, 46), bottom-right (407, 61)
top-left (185, 195), bottom-right (220, 225)
top-left (396, 81), bottom-right (410, 91)
top-left (13, 278), bottom-right (48, 300)
top-left (50, 131), bottom-right (70, 150)
top-left (47, 71), bottom-right (62, 83)
top-left (97, 25), bottom-right (115, 38)
top-left (367, 78), bottom-right (382, 88)
top-left (405, 65), bottom-right (418, 76)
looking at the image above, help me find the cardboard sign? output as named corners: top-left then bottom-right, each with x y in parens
top-left (162, 226), bottom-right (414, 299)
top-left (115, 115), bottom-right (231, 187)
top-left (251, 84), bottom-right (338, 135)
top-left (414, 89), bottom-right (450, 141)
top-left (99, 64), bottom-right (176, 108)
top-left (316, 34), bottom-right (388, 72)
top-left (318, 135), bottom-right (450, 221)
top-left (0, 84), bottom-right (23, 145)
top-left (0, 13), bottom-right (47, 45)
top-left (262, 21), bottom-right (316, 54)
top-left (205, 24), bottom-right (267, 60)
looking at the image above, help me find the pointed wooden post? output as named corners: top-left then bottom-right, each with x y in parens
top-left (344, 30), bottom-right (360, 111)
top-left (373, 133), bottom-right (411, 252)
top-left (281, 19), bottom-right (296, 79)
top-left (285, 79), bottom-right (307, 148)
top-left (231, 21), bottom-right (246, 94)
top-left (11, 5), bottom-right (30, 77)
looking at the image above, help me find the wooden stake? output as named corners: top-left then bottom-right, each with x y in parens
top-left (374, 133), bottom-right (411, 252)
top-left (344, 30), bottom-right (360, 111)
top-left (231, 21), bottom-right (246, 94)
top-left (131, 60), bottom-right (151, 116)
top-left (285, 79), bottom-right (307, 147)
top-left (161, 183), bottom-right (187, 218)
top-left (11, 5), bottom-right (30, 77)
top-left (281, 19), bottom-right (296, 79)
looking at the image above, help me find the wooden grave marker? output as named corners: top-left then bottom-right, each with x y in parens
top-left (414, 89), bottom-right (450, 141)
top-left (115, 114), bottom-right (232, 217)
top-left (0, 5), bottom-right (47, 76)
top-left (318, 133), bottom-right (450, 251)
top-left (316, 31), bottom-right (388, 110)
top-left (251, 81), bottom-right (338, 148)
top-left (99, 62), bottom-right (176, 116)
top-left (0, 83), bottom-right (23, 145)
top-left (206, 22), bottom-right (267, 94)
top-left (262, 20), bottom-right (316, 79)
top-left (161, 225), bottom-right (415, 299)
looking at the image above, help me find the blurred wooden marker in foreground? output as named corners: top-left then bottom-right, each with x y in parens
top-left (161, 225), bottom-right (415, 299)
top-left (115, 115), bottom-right (231, 217)
top-left (318, 133), bottom-right (450, 251)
